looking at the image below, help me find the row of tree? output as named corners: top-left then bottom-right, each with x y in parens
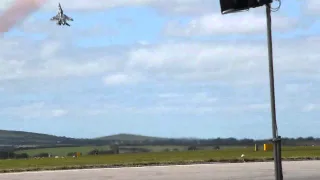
top-left (2, 137), bottom-right (319, 155)
top-left (113, 137), bottom-right (320, 146)
top-left (0, 151), bottom-right (29, 159)
top-left (8, 137), bottom-right (320, 151)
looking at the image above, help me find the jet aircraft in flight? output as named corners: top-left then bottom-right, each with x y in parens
top-left (50, 3), bottom-right (73, 26)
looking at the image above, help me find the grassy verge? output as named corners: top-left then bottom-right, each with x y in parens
top-left (15, 145), bottom-right (111, 157)
top-left (15, 145), bottom-right (189, 156)
top-left (2, 146), bottom-right (320, 173)
top-left (14, 145), bottom-right (258, 157)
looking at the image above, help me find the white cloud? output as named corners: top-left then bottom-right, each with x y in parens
top-left (51, 109), bottom-right (68, 117)
top-left (304, 0), bottom-right (320, 15)
top-left (84, 102), bottom-right (271, 115)
top-left (0, 0), bottom-right (217, 15)
top-left (164, 12), bottom-right (298, 36)
top-left (126, 36), bottom-right (320, 84)
top-left (103, 73), bottom-right (144, 85)
top-left (157, 92), bottom-right (218, 105)
top-left (1, 34), bottom-right (320, 86)
top-left (18, 15), bottom-right (116, 37)
top-left (158, 93), bottom-right (183, 98)
top-left (126, 41), bottom-right (265, 83)
top-left (284, 83), bottom-right (313, 94)
top-left (0, 0), bottom-right (319, 118)
top-left (0, 38), bottom-right (122, 81)
top-left (245, 103), bottom-right (269, 111)
top-left (0, 102), bottom-right (68, 118)
top-left (69, 90), bottom-right (270, 115)
top-left (302, 103), bottom-right (318, 112)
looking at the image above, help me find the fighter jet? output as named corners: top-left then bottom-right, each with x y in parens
top-left (50, 3), bottom-right (73, 26)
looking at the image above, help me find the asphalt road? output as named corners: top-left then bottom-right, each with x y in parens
top-left (0, 160), bottom-right (319, 180)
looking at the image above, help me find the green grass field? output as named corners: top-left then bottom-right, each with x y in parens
top-left (15, 145), bottom-right (247, 156)
top-left (2, 146), bottom-right (320, 172)
top-left (15, 145), bottom-right (185, 156)
top-left (15, 145), bottom-right (111, 156)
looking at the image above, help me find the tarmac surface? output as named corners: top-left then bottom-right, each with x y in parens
top-left (0, 160), bottom-right (319, 180)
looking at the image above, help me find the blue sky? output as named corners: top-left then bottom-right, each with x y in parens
top-left (0, 0), bottom-right (319, 139)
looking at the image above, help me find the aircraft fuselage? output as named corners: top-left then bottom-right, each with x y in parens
top-left (50, 3), bottom-right (73, 26)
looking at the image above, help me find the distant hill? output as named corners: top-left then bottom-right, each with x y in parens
top-left (0, 130), bottom-right (167, 147)
top-left (0, 130), bottom-right (75, 146)
top-left (1, 129), bottom-right (319, 149)
top-left (0, 129), bottom-right (64, 139)
top-left (95, 133), bottom-right (167, 141)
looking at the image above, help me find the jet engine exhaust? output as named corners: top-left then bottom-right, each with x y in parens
top-left (0, 0), bottom-right (47, 34)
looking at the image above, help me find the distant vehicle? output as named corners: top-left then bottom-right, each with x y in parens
top-left (50, 3), bottom-right (73, 26)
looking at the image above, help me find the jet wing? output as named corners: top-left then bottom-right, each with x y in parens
top-left (63, 14), bottom-right (73, 21)
top-left (50, 14), bottom-right (59, 21)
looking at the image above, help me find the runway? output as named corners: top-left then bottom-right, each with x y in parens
top-left (0, 160), bottom-right (319, 179)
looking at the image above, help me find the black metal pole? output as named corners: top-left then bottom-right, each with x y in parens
top-left (265, 4), bottom-right (283, 180)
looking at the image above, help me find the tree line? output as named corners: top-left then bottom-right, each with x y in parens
top-left (0, 136), bottom-right (319, 160)
top-left (113, 137), bottom-right (319, 146)
top-left (1, 136), bottom-right (319, 153)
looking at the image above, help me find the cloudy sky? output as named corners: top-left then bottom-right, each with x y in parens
top-left (0, 0), bottom-right (319, 139)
